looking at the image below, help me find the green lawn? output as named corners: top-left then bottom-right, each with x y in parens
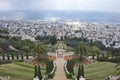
top-left (74, 62), bottom-right (118, 80)
top-left (0, 62), bottom-right (46, 80)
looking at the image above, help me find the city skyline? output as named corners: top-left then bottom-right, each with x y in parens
top-left (0, 0), bottom-right (120, 12)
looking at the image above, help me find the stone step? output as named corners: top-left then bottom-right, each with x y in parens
top-left (53, 58), bottom-right (69, 80)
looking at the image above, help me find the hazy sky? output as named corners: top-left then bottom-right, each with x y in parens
top-left (0, 0), bottom-right (120, 12)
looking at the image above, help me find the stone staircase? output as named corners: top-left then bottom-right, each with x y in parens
top-left (50, 58), bottom-right (69, 80)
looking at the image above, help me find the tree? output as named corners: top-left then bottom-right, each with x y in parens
top-left (35, 44), bottom-right (47, 60)
top-left (74, 42), bottom-right (88, 60)
top-left (34, 65), bottom-right (38, 78)
top-left (7, 53), bottom-right (10, 60)
top-left (77, 65), bottom-right (81, 80)
top-left (111, 48), bottom-right (120, 59)
top-left (75, 42), bottom-right (87, 79)
top-left (21, 53), bottom-right (24, 60)
top-left (11, 53), bottom-right (14, 60)
top-left (2, 54), bottom-right (5, 60)
top-left (11, 36), bottom-right (21, 41)
top-left (16, 53), bottom-right (19, 60)
top-left (89, 45), bottom-right (101, 59)
top-left (67, 60), bottom-right (74, 74)
top-left (26, 53), bottom-right (29, 60)
top-left (38, 65), bottom-right (42, 80)
top-left (106, 47), bottom-right (113, 59)
top-left (0, 29), bottom-right (9, 34)
top-left (0, 47), bottom-right (4, 53)
top-left (21, 45), bottom-right (30, 52)
top-left (77, 65), bottom-right (85, 80)
top-left (46, 60), bottom-right (54, 74)
top-left (49, 36), bottom-right (57, 45)
top-left (91, 41), bottom-right (105, 50)
top-left (81, 64), bottom-right (84, 78)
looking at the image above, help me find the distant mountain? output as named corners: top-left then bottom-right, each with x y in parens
top-left (0, 10), bottom-right (120, 23)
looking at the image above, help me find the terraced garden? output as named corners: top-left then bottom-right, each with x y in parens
top-left (0, 62), bottom-right (46, 80)
top-left (74, 61), bottom-right (118, 80)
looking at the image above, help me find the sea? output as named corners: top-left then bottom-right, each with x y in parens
top-left (0, 10), bottom-right (120, 23)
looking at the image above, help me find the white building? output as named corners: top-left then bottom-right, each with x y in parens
top-left (21, 35), bottom-right (35, 41)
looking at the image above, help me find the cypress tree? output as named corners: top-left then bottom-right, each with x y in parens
top-left (81, 64), bottom-right (85, 78)
top-left (34, 65), bottom-right (38, 78)
top-left (67, 60), bottom-right (70, 72)
top-left (46, 60), bottom-right (54, 73)
top-left (68, 60), bottom-right (71, 73)
top-left (71, 60), bottom-right (74, 74)
top-left (66, 60), bottom-right (68, 69)
top-left (72, 60), bottom-right (74, 74)
top-left (46, 61), bottom-right (50, 73)
top-left (38, 65), bottom-right (42, 80)
top-left (77, 65), bottom-right (81, 80)
top-left (50, 60), bottom-right (54, 71)
top-left (69, 60), bottom-right (72, 73)
top-left (67, 60), bottom-right (74, 74)
top-left (49, 61), bottom-right (52, 72)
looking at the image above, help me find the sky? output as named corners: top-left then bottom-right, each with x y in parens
top-left (0, 0), bottom-right (120, 12)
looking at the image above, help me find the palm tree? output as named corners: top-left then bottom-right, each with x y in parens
top-left (74, 42), bottom-right (88, 60)
top-left (75, 42), bottom-right (88, 79)
top-left (35, 44), bottom-right (47, 60)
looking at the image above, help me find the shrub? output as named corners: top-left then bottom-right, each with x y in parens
top-left (0, 60), bottom-right (23, 65)
top-left (72, 75), bottom-right (77, 80)
top-left (97, 57), bottom-right (109, 62)
top-left (48, 72), bottom-right (55, 78)
top-left (42, 75), bottom-right (48, 80)
top-left (66, 73), bottom-right (72, 78)
top-left (109, 58), bottom-right (120, 63)
top-left (0, 60), bottom-right (12, 65)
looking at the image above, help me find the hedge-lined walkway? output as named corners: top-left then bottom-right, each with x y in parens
top-left (53, 58), bottom-right (69, 80)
